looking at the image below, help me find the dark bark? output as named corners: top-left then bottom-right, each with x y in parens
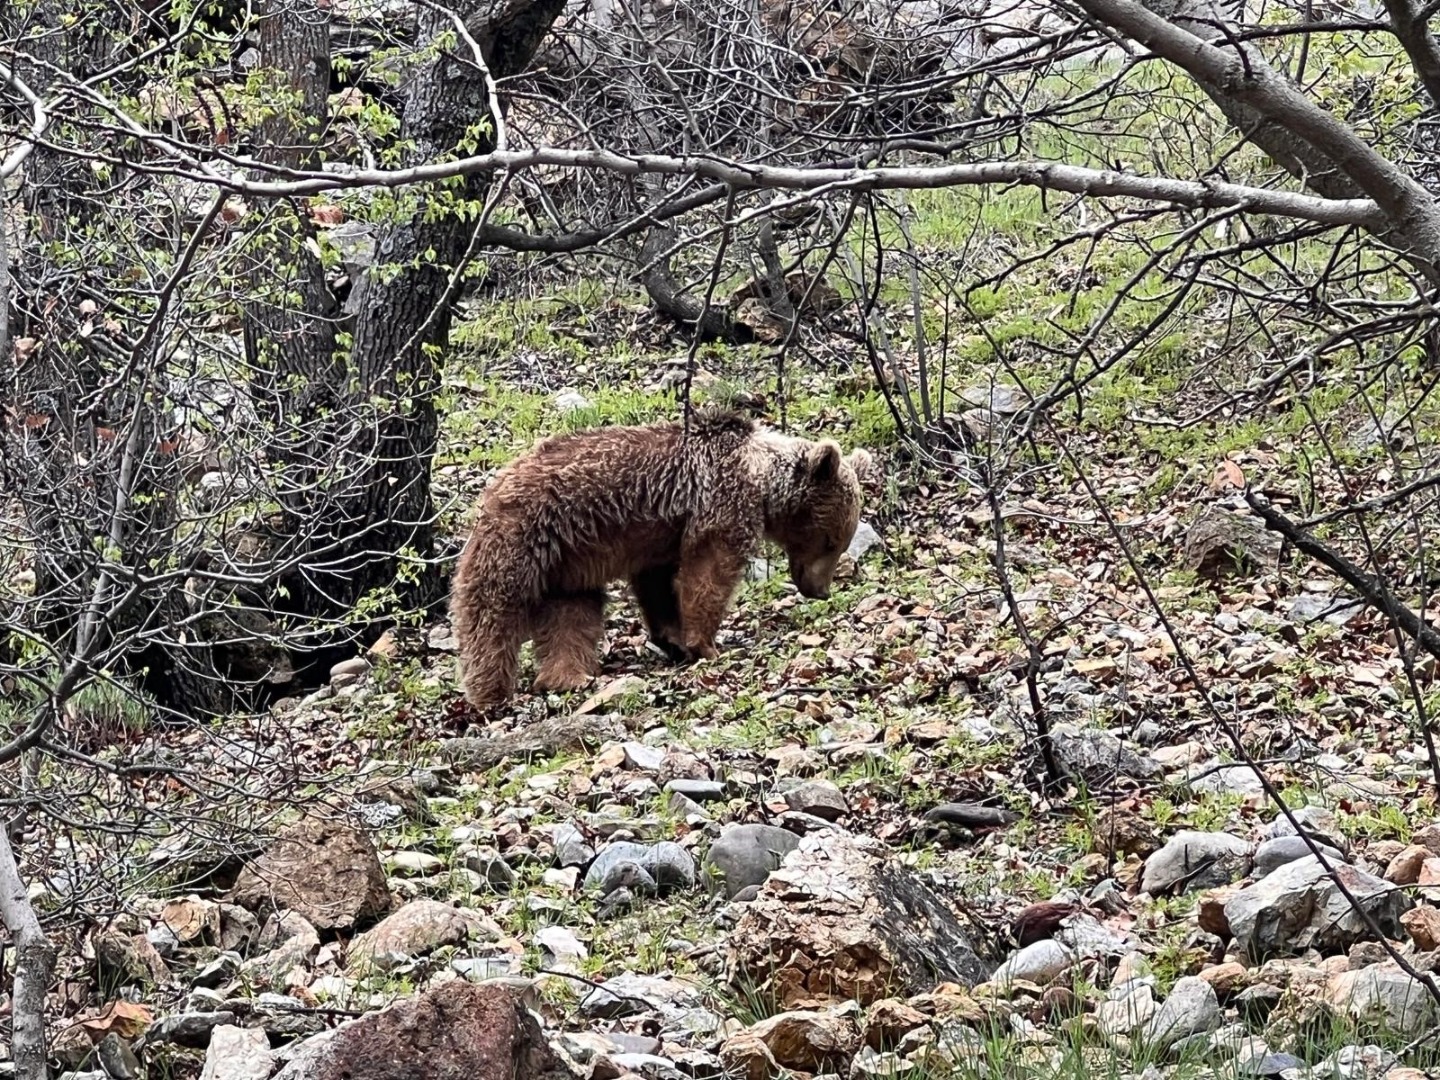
top-left (640, 225), bottom-right (753, 343)
top-left (238, 0), bottom-right (567, 679)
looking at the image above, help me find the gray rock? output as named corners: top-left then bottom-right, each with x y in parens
top-left (329, 657), bottom-right (371, 683)
top-left (1186, 759), bottom-right (1266, 797)
top-left (782, 780), bottom-right (849, 821)
top-left (142, 1011), bottom-right (239, 1049)
top-left (622, 742), bottom-right (666, 772)
top-left (452, 955), bottom-right (516, 981)
top-left (1253, 835), bottom-right (1347, 878)
top-left (847, 521), bottom-right (882, 560)
top-left (1315, 1045), bottom-right (1396, 1080)
top-left (463, 846), bottom-right (517, 892)
top-left (1326, 966), bottom-right (1439, 1038)
top-left (1096, 981), bottom-right (1158, 1041)
top-left (1234, 982), bottom-right (1283, 1022)
top-left (1265, 806), bottom-right (1349, 856)
top-left (666, 791), bottom-right (709, 819)
top-left (96, 1033), bottom-right (142, 1080)
top-left (663, 779), bottom-right (727, 803)
top-left (1239, 1050), bottom-right (1306, 1078)
top-left (1051, 725), bottom-right (1163, 787)
top-left (192, 951), bottom-right (241, 990)
top-left (578, 972), bottom-right (707, 1023)
top-left (199, 1024), bottom-right (274, 1080)
top-left (610, 1052), bottom-right (683, 1079)
top-left (218, 904), bottom-right (258, 953)
top-left (1141, 976), bottom-right (1221, 1051)
top-left (554, 388), bottom-right (591, 412)
top-left (553, 822), bottom-right (595, 868)
top-left (584, 841), bottom-right (696, 896)
top-left (1141, 830), bottom-right (1252, 896)
top-left (1225, 856), bottom-right (1411, 960)
top-left (703, 824), bottom-right (801, 898)
top-left (146, 922), bottom-right (182, 958)
top-left (991, 940), bottom-right (1076, 985)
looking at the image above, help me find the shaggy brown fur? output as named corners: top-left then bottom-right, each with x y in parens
top-left (449, 409), bottom-right (874, 705)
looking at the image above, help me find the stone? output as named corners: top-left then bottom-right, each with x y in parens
top-left (727, 832), bottom-right (990, 1009)
top-left (553, 823), bottom-right (595, 868)
top-left (160, 896), bottom-right (222, 945)
top-left (1265, 806), bottom-right (1348, 855)
top-left (1225, 856), bottom-right (1412, 960)
top-left (1254, 836), bottom-right (1346, 878)
top-left (271, 980), bottom-right (570, 1080)
top-left (718, 1032), bottom-right (778, 1080)
top-left (347, 900), bottom-right (497, 973)
top-left (1096, 981), bottom-right (1157, 1041)
top-left (781, 780), bottom-right (849, 821)
top-left (1385, 845), bottom-right (1430, 885)
top-left (1199, 961), bottom-right (1249, 997)
top-left (242, 911), bottom-right (320, 989)
top-left (665, 783), bottom-right (731, 806)
top-left (96, 1033), bottom-right (141, 1080)
top-left (862, 999), bottom-right (928, 1049)
top-left (142, 1012), bottom-right (239, 1049)
top-left (1325, 965), bottom-right (1440, 1038)
top-left (1186, 760), bottom-right (1266, 797)
top-left (1141, 831), bottom-right (1252, 896)
top-left (93, 931), bottom-right (171, 987)
top-left (200, 1025), bottom-right (274, 1080)
top-left (1401, 905), bottom-right (1440, 949)
top-left (386, 850), bottom-right (445, 875)
top-left (218, 904), bottom-right (259, 953)
top-left (584, 841), bottom-right (696, 897)
top-left (847, 521), bottom-right (882, 560)
top-left (329, 657), bottom-right (371, 682)
top-left (1141, 976), bottom-right (1221, 1051)
top-left (464, 846), bottom-right (517, 891)
top-left (192, 951), bottom-right (241, 990)
top-left (621, 742), bottom-right (666, 771)
top-left (1050, 725), bottom-right (1163, 787)
top-left (577, 972), bottom-right (713, 1031)
top-left (1182, 505), bottom-right (1281, 579)
top-left (535, 926), bottom-right (588, 972)
top-left (745, 1009), bottom-right (861, 1072)
top-left (230, 816), bottom-right (389, 932)
top-left (703, 824), bottom-right (801, 898)
top-left (991, 940), bottom-right (1076, 986)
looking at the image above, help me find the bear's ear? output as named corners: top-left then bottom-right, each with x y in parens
top-left (807, 441), bottom-right (842, 484)
top-left (845, 448), bottom-right (874, 483)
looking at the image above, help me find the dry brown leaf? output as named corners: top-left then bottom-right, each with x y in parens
top-left (78, 999), bottom-right (152, 1041)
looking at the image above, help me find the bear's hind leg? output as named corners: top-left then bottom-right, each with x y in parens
top-left (531, 590), bottom-right (607, 693)
top-left (630, 564), bottom-right (688, 662)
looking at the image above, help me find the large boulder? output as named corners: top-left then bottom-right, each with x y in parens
top-left (272, 979), bottom-right (574, 1080)
top-left (1225, 855), bottom-right (1412, 960)
top-left (230, 816), bottom-right (390, 932)
top-left (726, 832), bottom-right (991, 1008)
top-left (347, 900), bottom-right (499, 974)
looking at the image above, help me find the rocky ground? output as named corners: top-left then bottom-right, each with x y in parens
top-left (10, 327), bottom-right (1440, 1080)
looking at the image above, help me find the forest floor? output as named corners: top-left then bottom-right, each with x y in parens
top-left (20, 192), bottom-right (1440, 1080)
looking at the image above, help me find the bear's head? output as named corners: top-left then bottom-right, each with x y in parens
top-left (768, 440), bottom-right (875, 600)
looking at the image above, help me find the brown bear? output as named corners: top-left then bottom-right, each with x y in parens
top-left (448, 408), bottom-right (874, 705)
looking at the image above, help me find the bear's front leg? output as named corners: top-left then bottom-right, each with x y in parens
top-left (630, 564), bottom-right (688, 662)
top-left (675, 538), bottom-right (747, 661)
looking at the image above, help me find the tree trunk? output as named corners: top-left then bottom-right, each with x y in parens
top-left (0, 823), bottom-right (55, 1080)
top-left (243, 0), bottom-right (568, 679)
